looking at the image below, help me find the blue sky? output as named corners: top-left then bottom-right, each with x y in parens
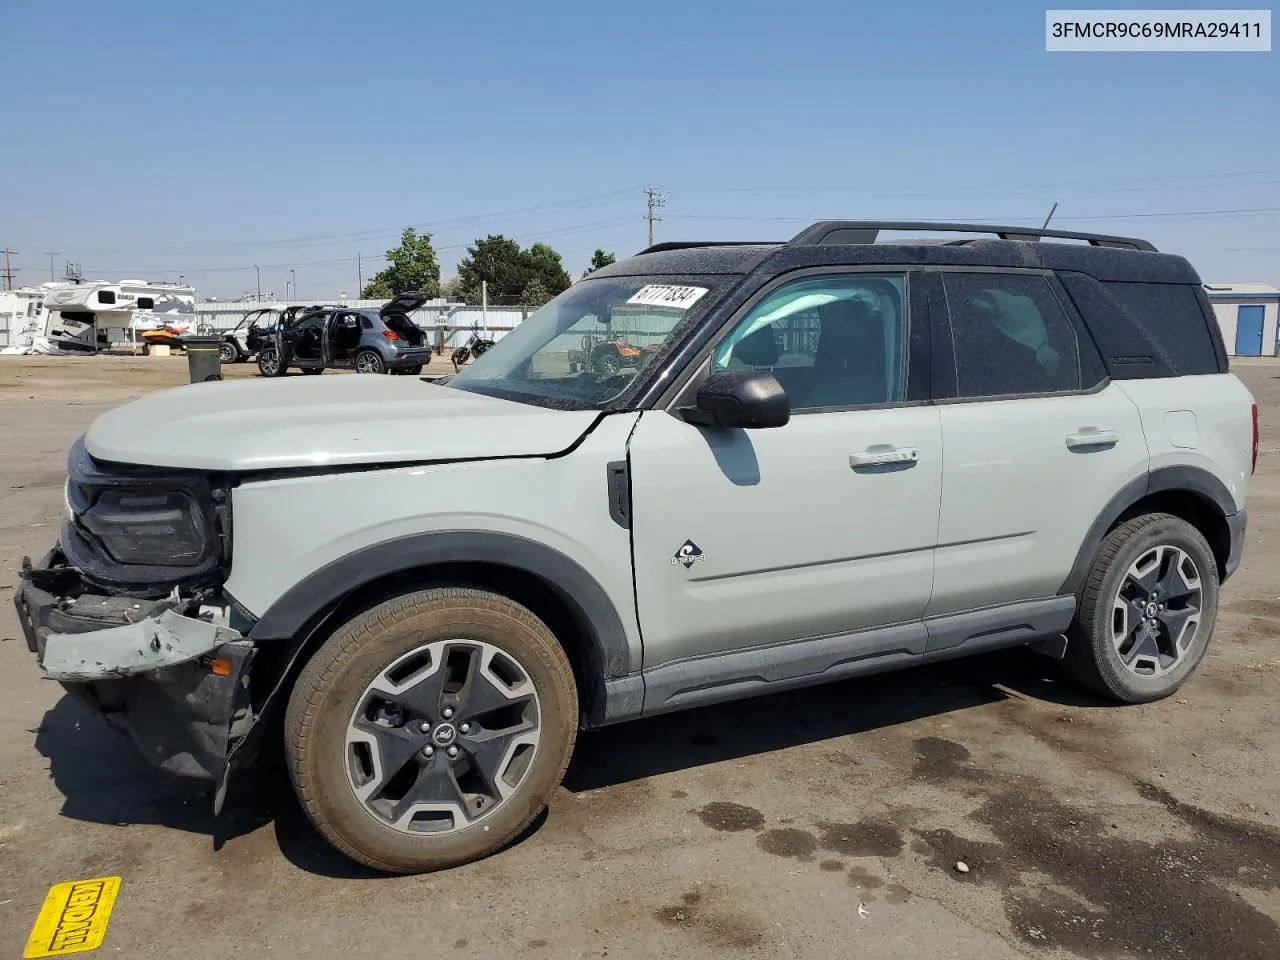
top-left (5, 0), bottom-right (1278, 299)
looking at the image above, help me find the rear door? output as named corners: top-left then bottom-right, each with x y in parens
top-left (925, 269), bottom-right (1148, 628)
top-left (627, 269), bottom-right (941, 669)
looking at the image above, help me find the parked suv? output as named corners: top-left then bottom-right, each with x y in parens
top-left (16, 221), bottom-right (1254, 874)
top-left (256, 292), bottom-right (434, 376)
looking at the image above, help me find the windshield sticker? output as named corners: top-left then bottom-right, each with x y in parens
top-left (626, 285), bottom-right (709, 310)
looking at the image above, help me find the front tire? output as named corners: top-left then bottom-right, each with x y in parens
top-left (354, 349), bottom-right (387, 375)
top-left (1064, 513), bottom-right (1218, 703)
top-left (218, 341), bottom-right (238, 365)
top-left (257, 346), bottom-right (286, 377)
top-left (285, 588), bottom-right (578, 874)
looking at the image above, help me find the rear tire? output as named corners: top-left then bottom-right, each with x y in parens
top-left (354, 349), bottom-right (387, 375)
top-left (1064, 513), bottom-right (1218, 703)
top-left (285, 588), bottom-right (578, 874)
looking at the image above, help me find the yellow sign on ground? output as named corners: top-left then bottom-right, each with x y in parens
top-left (23, 877), bottom-right (121, 958)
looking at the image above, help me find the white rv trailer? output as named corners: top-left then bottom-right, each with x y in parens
top-left (0, 288), bottom-right (48, 353)
top-left (38, 280), bottom-right (196, 353)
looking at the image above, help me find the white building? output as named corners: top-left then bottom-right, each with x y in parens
top-left (1204, 283), bottom-right (1280, 357)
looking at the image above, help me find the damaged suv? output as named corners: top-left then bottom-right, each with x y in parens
top-left (17, 221), bottom-right (1254, 874)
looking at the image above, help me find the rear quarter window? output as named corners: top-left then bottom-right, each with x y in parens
top-left (1062, 277), bottom-right (1223, 377)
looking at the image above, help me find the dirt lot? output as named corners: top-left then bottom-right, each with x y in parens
top-left (1, 355), bottom-right (1277, 960)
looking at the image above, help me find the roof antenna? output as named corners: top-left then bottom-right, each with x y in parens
top-left (1042, 202), bottom-right (1059, 229)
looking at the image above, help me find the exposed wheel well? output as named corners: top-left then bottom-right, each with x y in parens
top-left (1113, 490), bottom-right (1231, 581)
top-left (250, 562), bottom-right (606, 729)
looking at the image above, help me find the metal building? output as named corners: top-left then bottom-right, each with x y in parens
top-left (1204, 283), bottom-right (1280, 357)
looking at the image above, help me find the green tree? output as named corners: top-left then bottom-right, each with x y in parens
top-left (583, 248), bottom-right (616, 277)
top-left (457, 234), bottom-right (527, 303)
top-left (456, 236), bottom-right (573, 305)
top-left (361, 227), bottom-right (441, 299)
top-left (521, 278), bottom-right (551, 307)
top-left (522, 242), bottom-right (572, 297)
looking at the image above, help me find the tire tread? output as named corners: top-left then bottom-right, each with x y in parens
top-left (285, 587), bottom-right (577, 874)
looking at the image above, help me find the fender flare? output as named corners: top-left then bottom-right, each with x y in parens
top-left (246, 531), bottom-right (633, 680)
top-left (1059, 465), bottom-right (1237, 597)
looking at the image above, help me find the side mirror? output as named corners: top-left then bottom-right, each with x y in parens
top-left (681, 370), bottom-right (790, 429)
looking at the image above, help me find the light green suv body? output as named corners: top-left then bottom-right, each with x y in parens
top-left (18, 222), bottom-right (1254, 872)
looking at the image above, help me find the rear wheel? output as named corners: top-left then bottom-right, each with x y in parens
top-left (285, 588), bottom-right (578, 874)
top-left (257, 346), bottom-right (286, 377)
top-left (1064, 513), bottom-right (1218, 703)
top-left (355, 349), bottom-right (387, 375)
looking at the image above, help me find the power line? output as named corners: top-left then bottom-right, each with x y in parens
top-left (666, 206), bottom-right (1280, 225)
top-left (60, 189), bottom-right (640, 257)
top-left (73, 215), bottom-right (638, 279)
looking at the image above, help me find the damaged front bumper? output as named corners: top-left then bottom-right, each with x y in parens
top-left (16, 551), bottom-right (256, 785)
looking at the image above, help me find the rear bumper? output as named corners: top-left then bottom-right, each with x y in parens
top-left (386, 349), bottom-right (432, 369)
top-left (16, 550), bottom-right (254, 782)
top-left (1225, 509), bottom-right (1247, 581)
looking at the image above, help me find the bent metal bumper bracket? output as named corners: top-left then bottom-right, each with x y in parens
top-left (42, 610), bottom-right (244, 682)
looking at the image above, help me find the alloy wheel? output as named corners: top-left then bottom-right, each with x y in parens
top-left (356, 352), bottom-right (382, 374)
top-left (1111, 544), bottom-right (1203, 677)
top-left (345, 639), bottom-right (541, 835)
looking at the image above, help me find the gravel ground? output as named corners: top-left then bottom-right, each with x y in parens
top-left (0, 354), bottom-right (1277, 960)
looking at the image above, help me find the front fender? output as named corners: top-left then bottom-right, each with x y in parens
top-left (246, 529), bottom-right (632, 680)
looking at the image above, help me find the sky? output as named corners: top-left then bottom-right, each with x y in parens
top-left (4, 0), bottom-right (1278, 300)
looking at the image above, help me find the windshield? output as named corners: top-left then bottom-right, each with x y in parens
top-left (449, 275), bottom-right (727, 409)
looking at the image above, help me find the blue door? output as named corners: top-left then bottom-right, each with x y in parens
top-left (1235, 305), bottom-right (1265, 356)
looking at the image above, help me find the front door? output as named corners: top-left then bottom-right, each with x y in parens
top-left (628, 270), bottom-right (941, 669)
top-left (280, 310), bottom-right (328, 367)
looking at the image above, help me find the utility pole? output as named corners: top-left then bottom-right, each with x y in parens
top-left (1, 249), bottom-right (17, 291)
top-left (44, 252), bottom-right (61, 281)
top-left (645, 187), bottom-right (664, 247)
top-left (253, 264), bottom-right (261, 302)
top-left (291, 268), bottom-right (297, 301)
top-left (357, 254), bottom-right (362, 297)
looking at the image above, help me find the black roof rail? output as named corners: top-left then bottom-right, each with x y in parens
top-left (637, 240), bottom-right (780, 255)
top-left (788, 221), bottom-right (1158, 252)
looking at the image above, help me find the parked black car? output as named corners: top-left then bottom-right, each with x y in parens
top-left (257, 293), bottom-right (434, 376)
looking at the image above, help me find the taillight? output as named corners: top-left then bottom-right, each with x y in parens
top-left (381, 330), bottom-right (400, 341)
top-left (1252, 402), bottom-right (1259, 475)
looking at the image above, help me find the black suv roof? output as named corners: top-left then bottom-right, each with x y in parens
top-left (595, 220), bottom-right (1200, 285)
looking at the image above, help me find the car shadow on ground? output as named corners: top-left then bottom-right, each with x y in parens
top-left (34, 647), bottom-right (1112, 879)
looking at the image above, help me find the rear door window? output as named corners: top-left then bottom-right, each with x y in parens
top-left (942, 273), bottom-right (1082, 398)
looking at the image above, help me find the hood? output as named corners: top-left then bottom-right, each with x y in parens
top-left (84, 376), bottom-right (601, 472)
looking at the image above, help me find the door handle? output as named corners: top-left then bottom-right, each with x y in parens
top-left (1065, 429), bottom-right (1119, 450)
top-left (850, 446), bottom-right (919, 468)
